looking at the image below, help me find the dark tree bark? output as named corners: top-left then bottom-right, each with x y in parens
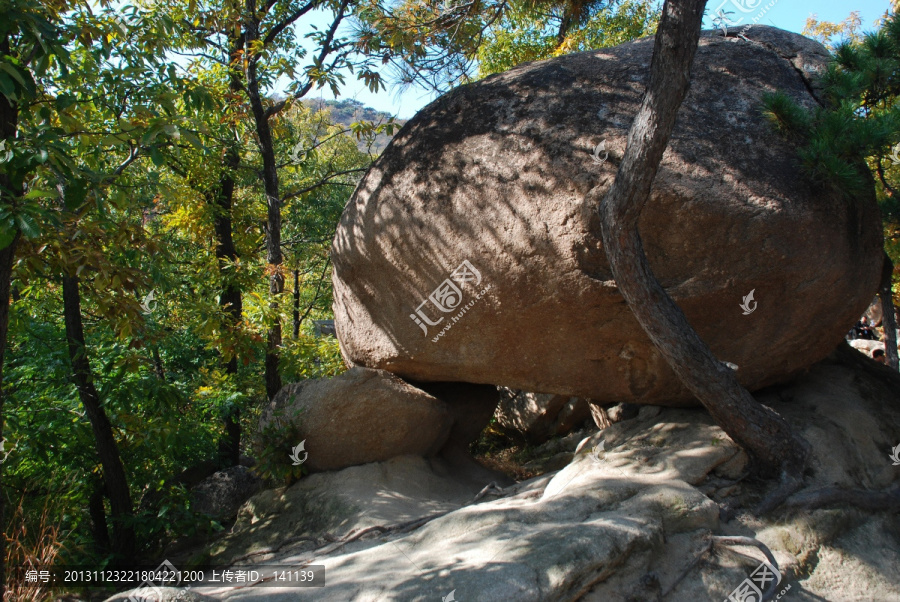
top-left (211, 41), bottom-right (244, 467)
top-left (244, 0), bottom-right (284, 401)
top-left (0, 232), bottom-right (17, 600)
top-left (88, 478), bottom-right (111, 555)
top-left (62, 275), bottom-right (135, 559)
top-left (293, 268), bottom-right (300, 339)
top-left (588, 0), bottom-right (809, 511)
top-left (211, 141), bottom-right (243, 466)
top-left (151, 345), bottom-right (166, 380)
top-left (239, 0), bottom-right (348, 400)
top-left (879, 252), bottom-right (899, 371)
top-left (556, 13), bottom-right (575, 46)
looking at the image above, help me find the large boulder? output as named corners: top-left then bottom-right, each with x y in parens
top-left (260, 367), bottom-right (453, 472)
top-left (331, 26), bottom-right (883, 405)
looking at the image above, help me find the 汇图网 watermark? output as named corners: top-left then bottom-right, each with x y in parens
top-left (128, 560), bottom-right (190, 602)
top-left (712, 0), bottom-right (781, 38)
top-left (589, 440), bottom-right (606, 464)
top-left (740, 289), bottom-right (757, 315)
top-left (890, 143), bottom-right (900, 166)
top-left (141, 290), bottom-right (157, 314)
top-left (591, 140), bottom-right (608, 164)
top-left (409, 259), bottom-right (491, 341)
top-left (724, 560), bottom-right (790, 602)
top-left (290, 440), bottom-right (308, 466)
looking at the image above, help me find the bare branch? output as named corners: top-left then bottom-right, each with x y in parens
top-left (282, 167), bottom-right (368, 201)
top-left (263, 0), bottom-right (320, 46)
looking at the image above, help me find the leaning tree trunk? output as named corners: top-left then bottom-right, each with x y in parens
top-left (589, 0), bottom-right (810, 512)
top-left (879, 252), bottom-right (899, 370)
top-left (88, 478), bottom-right (111, 555)
top-left (62, 275), bottom-right (135, 559)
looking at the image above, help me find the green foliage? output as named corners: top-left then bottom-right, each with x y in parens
top-left (760, 91), bottom-right (812, 135)
top-left (132, 483), bottom-right (225, 560)
top-left (253, 410), bottom-right (307, 486)
top-left (2, 0), bottom-right (377, 586)
top-left (281, 334), bottom-right (347, 382)
top-left (477, 0), bottom-right (659, 77)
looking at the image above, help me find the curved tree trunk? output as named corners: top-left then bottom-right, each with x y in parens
top-left (589, 0), bottom-right (810, 510)
top-left (879, 252), bottom-right (899, 370)
top-left (62, 275), bottom-right (135, 559)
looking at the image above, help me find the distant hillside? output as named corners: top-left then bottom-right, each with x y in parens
top-left (304, 98), bottom-right (407, 155)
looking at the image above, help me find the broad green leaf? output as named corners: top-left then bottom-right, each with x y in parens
top-left (0, 61), bottom-right (27, 87)
top-left (24, 189), bottom-right (56, 199)
top-left (0, 73), bottom-right (16, 100)
top-left (15, 213), bottom-right (40, 238)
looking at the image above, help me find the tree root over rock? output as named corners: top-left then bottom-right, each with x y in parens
top-left (664, 535), bottom-right (781, 601)
top-left (755, 469), bottom-right (805, 516)
top-left (783, 485), bottom-right (900, 511)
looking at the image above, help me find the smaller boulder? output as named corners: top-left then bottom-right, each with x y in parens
top-left (588, 402), bottom-right (642, 429)
top-left (495, 389), bottom-right (592, 444)
top-left (849, 339), bottom-right (885, 358)
top-left (261, 367), bottom-right (453, 472)
top-left (191, 465), bottom-right (262, 521)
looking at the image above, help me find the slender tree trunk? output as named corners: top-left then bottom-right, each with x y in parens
top-left (244, 3), bottom-right (284, 400)
top-left (151, 345), bottom-right (165, 380)
top-left (62, 275), bottom-right (135, 559)
top-left (88, 478), bottom-right (111, 555)
top-left (293, 269), bottom-right (300, 339)
top-left (212, 146), bottom-right (243, 359)
top-left (211, 141), bottom-right (243, 466)
top-left (0, 232), bottom-right (17, 599)
top-left (588, 0), bottom-right (809, 510)
top-left (880, 252), bottom-right (899, 370)
top-left (0, 32), bottom-right (19, 594)
top-left (556, 14), bottom-right (573, 46)
top-left (210, 43), bottom-right (246, 467)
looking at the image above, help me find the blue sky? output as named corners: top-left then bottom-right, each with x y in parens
top-left (298, 1), bottom-right (893, 120)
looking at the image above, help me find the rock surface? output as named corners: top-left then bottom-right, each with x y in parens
top-left (201, 454), bottom-right (488, 567)
top-left (849, 338), bottom-right (885, 358)
top-left (191, 466), bottom-right (263, 521)
top-left (108, 343), bottom-right (900, 601)
top-left (495, 388), bottom-right (592, 443)
top-left (331, 26), bottom-right (884, 404)
top-left (260, 367), bottom-right (453, 472)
